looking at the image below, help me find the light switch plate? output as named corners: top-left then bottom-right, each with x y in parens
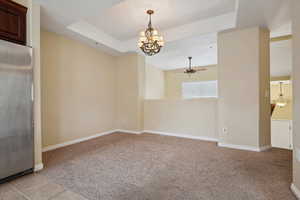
top-left (297, 148), bottom-right (300, 162)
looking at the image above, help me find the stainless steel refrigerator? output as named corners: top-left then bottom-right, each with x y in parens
top-left (0, 40), bottom-right (34, 183)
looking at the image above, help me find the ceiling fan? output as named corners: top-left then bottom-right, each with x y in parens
top-left (183, 57), bottom-right (207, 74)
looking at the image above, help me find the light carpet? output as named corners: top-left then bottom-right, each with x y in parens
top-left (40, 132), bottom-right (296, 200)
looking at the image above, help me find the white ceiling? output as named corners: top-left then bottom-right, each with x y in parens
top-left (146, 33), bottom-right (218, 70)
top-left (35, 0), bottom-right (292, 75)
top-left (86, 0), bottom-right (236, 40)
top-left (270, 39), bottom-right (292, 77)
top-left (236, 0), bottom-right (291, 30)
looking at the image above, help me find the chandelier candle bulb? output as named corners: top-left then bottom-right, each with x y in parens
top-left (140, 32), bottom-right (146, 37)
top-left (139, 10), bottom-right (164, 56)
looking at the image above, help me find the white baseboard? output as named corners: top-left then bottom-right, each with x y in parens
top-left (291, 183), bottom-right (300, 199)
top-left (42, 129), bottom-right (145, 152)
top-left (42, 129), bottom-right (216, 153)
top-left (218, 143), bottom-right (272, 152)
top-left (115, 129), bottom-right (143, 134)
top-left (34, 163), bottom-right (44, 172)
top-left (42, 130), bottom-right (117, 152)
top-left (144, 130), bottom-right (218, 142)
top-left (41, 129), bottom-right (272, 153)
top-left (259, 145), bottom-right (272, 152)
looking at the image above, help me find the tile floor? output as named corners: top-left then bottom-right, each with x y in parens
top-left (0, 173), bottom-right (87, 200)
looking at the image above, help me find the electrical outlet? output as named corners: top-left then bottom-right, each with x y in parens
top-left (222, 128), bottom-right (228, 135)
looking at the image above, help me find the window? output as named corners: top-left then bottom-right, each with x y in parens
top-left (182, 81), bottom-right (218, 99)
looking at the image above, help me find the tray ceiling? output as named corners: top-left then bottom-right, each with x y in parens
top-left (35, 0), bottom-right (292, 74)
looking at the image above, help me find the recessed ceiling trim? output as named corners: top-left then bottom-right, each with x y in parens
top-left (67, 21), bottom-right (127, 52)
top-left (67, 11), bottom-right (237, 54)
top-left (123, 12), bottom-right (237, 52)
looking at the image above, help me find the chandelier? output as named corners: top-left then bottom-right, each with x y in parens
top-left (138, 10), bottom-right (164, 56)
top-left (276, 82), bottom-right (287, 107)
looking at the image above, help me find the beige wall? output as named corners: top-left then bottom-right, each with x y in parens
top-left (116, 53), bottom-right (145, 132)
top-left (41, 30), bottom-right (117, 148)
top-left (218, 27), bottom-right (270, 149)
top-left (41, 32), bottom-right (146, 146)
top-left (144, 99), bottom-right (218, 139)
top-left (271, 83), bottom-right (293, 120)
top-left (32, 2), bottom-right (42, 167)
top-left (137, 55), bottom-right (145, 131)
top-left (12, 0), bottom-right (42, 167)
top-left (145, 65), bottom-right (164, 99)
top-left (164, 65), bottom-right (217, 99)
top-left (292, 0), bottom-right (300, 191)
top-left (259, 28), bottom-right (271, 147)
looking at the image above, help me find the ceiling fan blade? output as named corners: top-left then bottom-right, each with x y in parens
top-left (174, 72), bottom-right (186, 74)
top-left (173, 69), bottom-right (206, 74)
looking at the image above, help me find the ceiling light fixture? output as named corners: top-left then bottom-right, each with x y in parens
top-left (276, 82), bottom-right (287, 107)
top-left (184, 57), bottom-right (207, 75)
top-left (138, 10), bottom-right (164, 56)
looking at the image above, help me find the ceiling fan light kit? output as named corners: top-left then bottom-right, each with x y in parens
top-left (184, 57), bottom-right (207, 75)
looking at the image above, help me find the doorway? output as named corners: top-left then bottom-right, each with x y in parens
top-left (270, 36), bottom-right (293, 150)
